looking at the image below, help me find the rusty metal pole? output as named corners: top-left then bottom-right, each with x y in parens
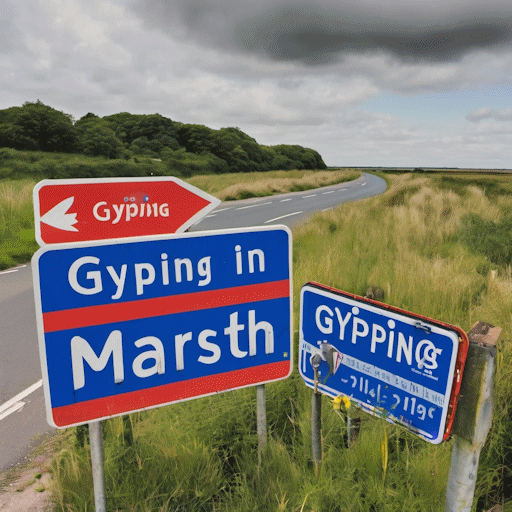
top-left (445, 322), bottom-right (501, 512)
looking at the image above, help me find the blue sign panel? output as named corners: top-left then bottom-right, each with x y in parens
top-left (299, 283), bottom-right (463, 444)
top-left (32, 226), bottom-right (292, 428)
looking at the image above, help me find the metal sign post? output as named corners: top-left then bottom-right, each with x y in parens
top-left (31, 177), bottom-right (223, 511)
top-left (446, 322), bottom-right (500, 512)
top-left (299, 282), bottom-right (468, 444)
top-left (89, 421), bottom-right (106, 512)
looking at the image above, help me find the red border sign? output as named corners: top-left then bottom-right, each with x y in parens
top-left (33, 177), bottom-right (221, 245)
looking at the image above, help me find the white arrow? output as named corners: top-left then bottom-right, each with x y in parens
top-left (40, 196), bottom-right (79, 232)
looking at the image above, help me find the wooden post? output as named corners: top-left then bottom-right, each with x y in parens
top-left (445, 322), bottom-right (501, 512)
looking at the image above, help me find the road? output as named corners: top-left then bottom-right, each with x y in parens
top-left (190, 172), bottom-right (386, 231)
top-left (0, 171), bottom-right (386, 471)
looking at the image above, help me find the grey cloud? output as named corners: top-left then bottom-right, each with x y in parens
top-left (466, 107), bottom-right (512, 122)
top-left (130, 0), bottom-right (512, 64)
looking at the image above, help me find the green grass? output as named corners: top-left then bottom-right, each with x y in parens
top-left (0, 179), bottom-right (38, 269)
top-left (186, 169), bottom-right (361, 201)
top-left (45, 172), bottom-right (512, 511)
top-left (0, 168), bottom-right (358, 270)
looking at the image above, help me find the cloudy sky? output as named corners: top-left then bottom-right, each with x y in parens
top-left (1, 0), bottom-right (511, 168)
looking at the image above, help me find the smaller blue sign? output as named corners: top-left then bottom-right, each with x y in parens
top-left (299, 283), bottom-right (463, 444)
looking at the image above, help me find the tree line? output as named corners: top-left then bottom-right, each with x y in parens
top-left (0, 101), bottom-right (326, 175)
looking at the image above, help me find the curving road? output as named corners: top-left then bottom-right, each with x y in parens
top-left (0, 172), bottom-right (386, 471)
top-left (190, 172), bottom-right (386, 231)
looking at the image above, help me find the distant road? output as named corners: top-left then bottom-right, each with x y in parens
top-left (191, 172), bottom-right (386, 231)
top-left (0, 171), bottom-right (386, 472)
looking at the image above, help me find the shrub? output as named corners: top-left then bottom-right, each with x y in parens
top-left (459, 213), bottom-right (512, 266)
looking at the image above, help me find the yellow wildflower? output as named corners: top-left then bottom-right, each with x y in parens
top-left (331, 395), bottom-right (351, 410)
top-left (331, 395), bottom-right (343, 410)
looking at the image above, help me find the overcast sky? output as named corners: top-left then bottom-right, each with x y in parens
top-left (1, 0), bottom-right (511, 168)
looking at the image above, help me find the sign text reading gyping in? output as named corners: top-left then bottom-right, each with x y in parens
top-left (32, 226), bottom-right (292, 428)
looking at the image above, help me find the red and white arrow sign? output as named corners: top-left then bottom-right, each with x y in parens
top-left (33, 177), bottom-right (221, 245)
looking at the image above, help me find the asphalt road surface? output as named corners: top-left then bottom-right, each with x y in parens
top-left (0, 171), bottom-right (386, 471)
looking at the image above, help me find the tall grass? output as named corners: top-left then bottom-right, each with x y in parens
top-left (186, 169), bottom-right (360, 201)
top-left (0, 180), bottom-right (38, 269)
top-left (47, 172), bottom-right (512, 511)
top-left (0, 169), bottom-right (358, 270)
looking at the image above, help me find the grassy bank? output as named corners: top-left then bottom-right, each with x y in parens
top-left (0, 169), bottom-right (358, 270)
top-left (186, 169), bottom-right (360, 200)
top-left (48, 173), bottom-right (512, 511)
top-left (0, 180), bottom-right (38, 269)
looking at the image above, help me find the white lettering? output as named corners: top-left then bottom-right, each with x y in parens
top-left (126, 203), bottom-right (138, 221)
top-left (134, 263), bottom-right (155, 295)
top-left (132, 336), bottom-right (165, 378)
top-left (71, 330), bottom-right (124, 390)
top-left (112, 204), bottom-right (124, 224)
top-left (248, 310), bottom-right (274, 356)
top-left (93, 201), bottom-right (110, 221)
top-left (175, 332), bottom-right (192, 371)
top-left (197, 329), bottom-right (221, 364)
top-left (68, 256), bottom-right (103, 295)
top-left (397, 333), bottom-right (413, 365)
top-left (335, 307), bottom-right (352, 341)
top-left (315, 305), bottom-right (334, 335)
top-left (351, 317), bottom-right (369, 344)
top-left (175, 258), bottom-right (193, 283)
top-left (248, 249), bottom-right (265, 273)
top-left (197, 256), bottom-right (211, 286)
top-left (159, 203), bottom-right (169, 217)
top-left (224, 312), bottom-right (246, 358)
top-left (370, 323), bottom-right (387, 353)
top-left (106, 265), bottom-right (127, 300)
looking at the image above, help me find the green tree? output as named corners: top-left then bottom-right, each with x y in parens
top-left (79, 124), bottom-right (125, 159)
top-left (104, 113), bottom-right (181, 149)
top-left (0, 101), bottom-right (77, 152)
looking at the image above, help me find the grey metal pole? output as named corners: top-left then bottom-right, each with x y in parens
top-left (89, 421), bottom-right (106, 512)
top-left (310, 354), bottom-right (322, 477)
top-left (445, 322), bottom-right (500, 512)
top-left (256, 384), bottom-right (267, 460)
top-left (311, 388), bottom-right (322, 477)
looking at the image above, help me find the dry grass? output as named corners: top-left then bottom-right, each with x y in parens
top-left (186, 169), bottom-right (360, 200)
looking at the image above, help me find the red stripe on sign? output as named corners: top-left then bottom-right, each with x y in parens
top-left (51, 360), bottom-right (291, 427)
top-left (43, 280), bottom-right (289, 333)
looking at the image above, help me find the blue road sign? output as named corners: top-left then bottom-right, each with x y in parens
top-left (32, 226), bottom-right (292, 428)
top-left (299, 283), bottom-right (467, 444)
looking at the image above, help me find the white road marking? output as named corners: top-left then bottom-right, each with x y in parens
top-left (280, 198), bottom-right (292, 202)
top-left (236, 201), bottom-right (272, 210)
top-left (0, 264), bottom-right (27, 276)
top-left (340, 188), bottom-right (347, 191)
top-left (361, 183), bottom-right (367, 186)
top-left (212, 207), bottom-right (232, 213)
top-left (204, 214), bottom-right (216, 218)
top-left (0, 402), bottom-right (25, 421)
top-left (302, 194), bottom-right (317, 198)
top-left (0, 380), bottom-right (43, 422)
top-left (322, 190), bottom-right (335, 195)
top-left (264, 211), bottom-right (304, 224)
